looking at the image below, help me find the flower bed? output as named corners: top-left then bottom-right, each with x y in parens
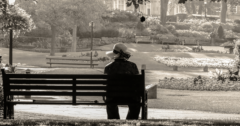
top-left (158, 77), bottom-right (240, 91)
top-left (154, 56), bottom-right (235, 68)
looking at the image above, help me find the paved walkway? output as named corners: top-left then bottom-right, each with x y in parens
top-left (14, 105), bottom-right (240, 120)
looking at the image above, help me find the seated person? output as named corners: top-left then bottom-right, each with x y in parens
top-left (104, 43), bottom-right (140, 120)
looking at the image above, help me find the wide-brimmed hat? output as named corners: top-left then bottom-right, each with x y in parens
top-left (106, 43), bottom-right (131, 59)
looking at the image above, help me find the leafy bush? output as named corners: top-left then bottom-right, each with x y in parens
top-left (166, 25), bottom-right (178, 36)
top-left (167, 22), bottom-right (191, 30)
top-left (234, 19), bottom-right (240, 25)
top-left (78, 27), bottom-right (119, 38)
top-left (176, 30), bottom-right (210, 39)
top-left (158, 76), bottom-right (240, 91)
top-left (149, 24), bottom-right (169, 34)
top-left (16, 37), bottom-right (39, 44)
top-left (200, 22), bottom-right (213, 33)
top-left (18, 45), bottom-right (35, 49)
top-left (166, 15), bottom-right (177, 22)
top-left (24, 27), bottom-right (51, 38)
top-left (232, 25), bottom-right (240, 33)
top-left (119, 28), bottom-right (135, 38)
top-left (136, 22), bottom-right (145, 32)
top-left (58, 31), bottom-right (72, 48)
top-left (102, 10), bottom-right (138, 23)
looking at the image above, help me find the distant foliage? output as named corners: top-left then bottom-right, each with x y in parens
top-left (166, 25), bottom-right (178, 36)
top-left (102, 10), bottom-right (138, 23)
top-left (167, 22), bottom-right (191, 30)
top-left (234, 19), bottom-right (240, 25)
top-left (0, 4), bottom-right (35, 35)
top-left (77, 27), bottom-right (119, 38)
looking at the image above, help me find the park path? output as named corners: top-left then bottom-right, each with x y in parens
top-left (14, 105), bottom-right (240, 120)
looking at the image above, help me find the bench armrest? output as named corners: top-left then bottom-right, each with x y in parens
top-left (145, 84), bottom-right (157, 99)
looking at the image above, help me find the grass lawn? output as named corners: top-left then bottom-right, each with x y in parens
top-left (150, 89), bottom-right (240, 114)
top-left (0, 44), bottom-right (234, 70)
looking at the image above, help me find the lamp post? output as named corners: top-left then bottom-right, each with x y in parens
top-left (8, 0), bottom-right (15, 66)
top-left (204, 1), bottom-right (207, 18)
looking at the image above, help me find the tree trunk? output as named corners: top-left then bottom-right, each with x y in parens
top-left (191, 0), bottom-right (196, 14)
top-left (198, 1), bottom-right (204, 15)
top-left (50, 25), bottom-right (56, 56)
top-left (184, 1), bottom-right (191, 14)
top-left (72, 24), bottom-right (77, 52)
top-left (206, 1), bottom-right (212, 15)
top-left (211, 38), bottom-right (215, 46)
top-left (161, 0), bottom-right (169, 25)
top-left (221, 0), bottom-right (227, 23)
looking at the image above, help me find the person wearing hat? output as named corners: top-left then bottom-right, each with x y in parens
top-left (104, 43), bottom-right (140, 120)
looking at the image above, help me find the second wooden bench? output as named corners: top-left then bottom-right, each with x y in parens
top-left (46, 56), bottom-right (98, 68)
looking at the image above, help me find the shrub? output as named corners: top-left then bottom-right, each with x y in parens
top-left (149, 24), bottom-right (169, 34)
top-left (103, 10), bottom-right (138, 23)
top-left (200, 22), bottom-right (213, 32)
top-left (158, 76), bottom-right (240, 91)
top-left (166, 25), bottom-right (178, 36)
top-left (234, 19), bottom-right (240, 25)
top-left (176, 30), bottom-right (210, 39)
top-left (167, 22), bottom-right (191, 30)
top-left (119, 28), bottom-right (135, 38)
top-left (78, 27), bottom-right (119, 38)
top-left (166, 15), bottom-right (177, 22)
top-left (232, 26), bottom-right (240, 33)
top-left (141, 28), bottom-right (151, 36)
top-left (136, 22), bottom-right (145, 32)
top-left (18, 45), bottom-right (35, 49)
top-left (24, 27), bottom-right (51, 38)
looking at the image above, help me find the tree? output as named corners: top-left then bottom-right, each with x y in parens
top-left (62, 0), bottom-right (107, 52)
top-left (18, 0), bottom-right (69, 56)
top-left (178, 0), bottom-right (240, 23)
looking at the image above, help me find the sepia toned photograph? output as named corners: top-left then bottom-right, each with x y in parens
top-left (0, 0), bottom-right (240, 125)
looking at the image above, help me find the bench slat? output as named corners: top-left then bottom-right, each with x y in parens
top-left (7, 101), bottom-right (143, 105)
top-left (46, 62), bottom-right (98, 65)
top-left (9, 80), bottom-right (142, 85)
top-left (46, 57), bottom-right (99, 61)
top-left (9, 86), bottom-right (138, 92)
top-left (9, 91), bottom-right (138, 96)
top-left (6, 74), bottom-right (142, 79)
top-left (9, 80), bottom-right (107, 84)
top-left (9, 86), bottom-right (73, 90)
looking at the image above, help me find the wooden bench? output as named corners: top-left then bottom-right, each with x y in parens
top-left (46, 56), bottom-right (98, 68)
top-left (135, 36), bottom-right (153, 44)
top-left (1, 66), bottom-right (149, 120)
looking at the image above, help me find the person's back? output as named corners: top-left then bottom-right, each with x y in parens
top-left (104, 58), bottom-right (139, 103)
top-left (104, 43), bottom-right (140, 120)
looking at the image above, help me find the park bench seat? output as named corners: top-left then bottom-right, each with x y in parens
top-left (46, 56), bottom-right (98, 68)
top-left (1, 67), bottom-right (149, 120)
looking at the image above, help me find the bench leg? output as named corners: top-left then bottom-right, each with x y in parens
top-left (3, 102), bottom-right (6, 119)
top-left (141, 93), bottom-right (148, 120)
top-left (8, 104), bottom-right (14, 119)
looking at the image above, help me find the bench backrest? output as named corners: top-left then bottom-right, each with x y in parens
top-left (1, 69), bottom-right (145, 104)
